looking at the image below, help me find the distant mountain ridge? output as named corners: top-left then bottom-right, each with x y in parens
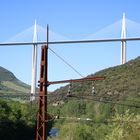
top-left (0, 66), bottom-right (30, 94)
top-left (1, 56), bottom-right (140, 100)
top-left (0, 66), bottom-right (17, 81)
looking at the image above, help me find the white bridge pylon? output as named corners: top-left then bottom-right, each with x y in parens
top-left (29, 13), bottom-right (130, 101)
top-left (121, 13), bottom-right (126, 65)
top-left (30, 20), bottom-right (38, 101)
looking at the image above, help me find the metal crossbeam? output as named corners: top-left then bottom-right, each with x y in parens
top-left (48, 77), bottom-right (105, 85)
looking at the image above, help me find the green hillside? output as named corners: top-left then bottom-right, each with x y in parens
top-left (50, 56), bottom-right (140, 102)
top-left (0, 57), bottom-right (140, 139)
top-left (47, 57), bottom-right (140, 140)
top-left (0, 66), bottom-right (16, 81)
top-left (0, 66), bottom-right (17, 81)
top-left (0, 66), bottom-right (31, 101)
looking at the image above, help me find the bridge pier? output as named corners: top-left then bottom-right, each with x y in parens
top-left (30, 20), bottom-right (38, 101)
top-left (121, 13), bottom-right (126, 65)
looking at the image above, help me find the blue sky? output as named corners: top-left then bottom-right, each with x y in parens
top-left (0, 0), bottom-right (140, 91)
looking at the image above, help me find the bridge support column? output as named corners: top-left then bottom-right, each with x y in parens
top-left (121, 13), bottom-right (126, 65)
top-left (30, 20), bottom-right (38, 101)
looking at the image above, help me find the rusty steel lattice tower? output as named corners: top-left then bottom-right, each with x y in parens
top-left (35, 25), bottom-right (105, 140)
top-left (36, 26), bottom-right (48, 140)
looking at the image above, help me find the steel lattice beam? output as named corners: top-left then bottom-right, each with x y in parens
top-left (36, 45), bottom-right (48, 140)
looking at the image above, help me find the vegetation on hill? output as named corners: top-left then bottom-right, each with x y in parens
top-left (50, 56), bottom-right (140, 103)
top-left (0, 57), bottom-right (140, 139)
top-left (47, 56), bottom-right (140, 140)
top-left (0, 66), bottom-right (31, 101)
top-left (0, 99), bottom-right (37, 140)
top-left (0, 66), bottom-right (17, 81)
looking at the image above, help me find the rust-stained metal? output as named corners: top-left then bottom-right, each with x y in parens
top-left (36, 26), bottom-right (49, 140)
top-left (36, 45), bottom-right (48, 140)
top-left (35, 25), bottom-right (105, 140)
top-left (48, 76), bottom-right (105, 85)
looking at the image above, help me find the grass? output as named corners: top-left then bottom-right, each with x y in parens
top-left (1, 81), bottom-right (30, 93)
